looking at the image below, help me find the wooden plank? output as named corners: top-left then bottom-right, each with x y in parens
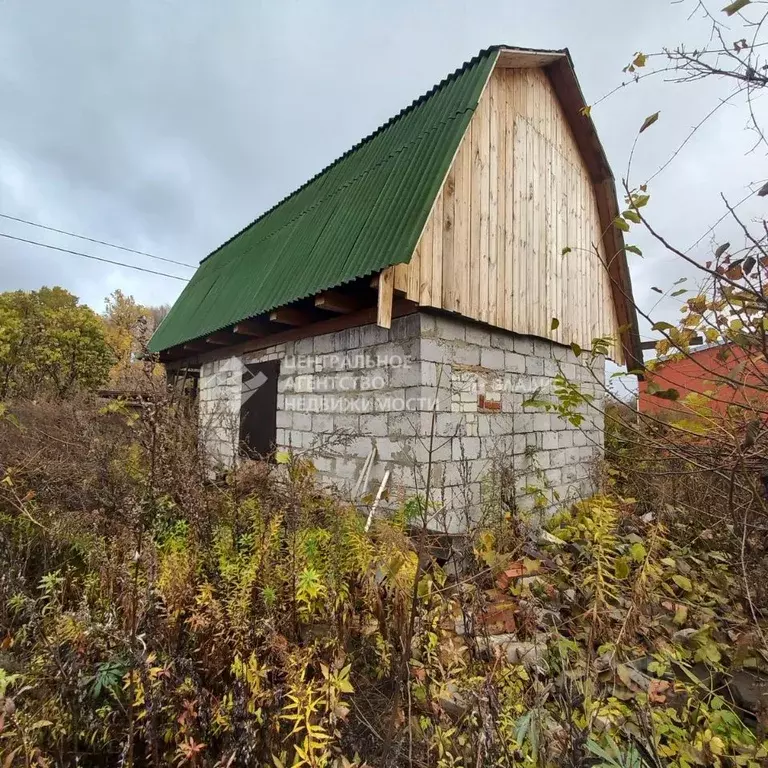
top-left (477, 81), bottom-right (491, 323)
top-left (393, 262), bottom-right (410, 295)
top-left (525, 70), bottom-right (535, 337)
top-left (315, 290), bottom-right (365, 314)
top-left (435, 169), bottom-right (449, 310)
top-left (234, 319), bottom-right (271, 337)
top-left (270, 307), bottom-right (315, 327)
top-left (512, 72), bottom-right (526, 335)
top-left (422, 193), bottom-right (439, 304)
top-left (503, 69), bottom-right (515, 331)
top-left (488, 71), bottom-right (500, 327)
top-left (206, 331), bottom-right (249, 346)
top-left (496, 49), bottom-right (565, 69)
top-left (455, 122), bottom-right (471, 314)
top-left (377, 266), bottom-right (394, 329)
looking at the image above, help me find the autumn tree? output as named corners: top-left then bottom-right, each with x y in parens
top-left (0, 287), bottom-right (113, 399)
top-left (102, 290), bottom-right (166, 389)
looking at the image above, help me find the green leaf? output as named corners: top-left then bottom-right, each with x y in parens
top-left (652, 321), bottom-right (674, 331)
top-left (623, 209), bottom-right (641, 224)
top-left (671, 289), bottom-right (687, 297)
top-left (615, 557), bottom-right (630, 579)
top-left (550, 317), bottom-right (560, 331)
top-left (275, 450), bottom-right (291, 464)
top-left (639, 111), bottom-right (660, 133)
top-left (629, 542), bottom-right (647, 562)
top-left (715, 242), bottom-right (730, 258)
top-left (722, 0), bottom-right (750, 15)
top-left (633, 52), bottom-right (647, 68)
top-left (633, 193), bottom-right (650, 208)
top-left (561, 246), bottom-right (572, 256)
top-left (625, 244), bottom-right (643, 256)
top-left (580, 105), bottom-right (592, 118)
top-left (613, 216), bottom-right (630, 232)
top-left (571, 342), bottom-right (582, 357)
top-left (654, 387), bottom-right (680, 401)
top-left (651, 286), bottom-right (663, 294)
top-left (672, 574), bottom-right (692, 591)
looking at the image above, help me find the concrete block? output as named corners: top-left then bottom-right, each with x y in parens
top-left (313, 413), bottom-right (334, 433)
top-left (490, 331), bottom-right (516, 351)
top-left (363, 413), bottom-right (388, 436)
top-left (466, 325), bottom-right (491, 347)
top-left (452, 436), bottom-right (481, 461)
top-left (515, 413), bottom-right (534, 433)
top-left (514, 336), bottom-right (535, 356)
top-left (451, 344), bottom-right (481, 366)
top-left (573, 430), bottom-right (587, 447)
top-left (541, 432), bottom-right (558, 450)
top-left (534, 338), bottom-right (554, 358)
top-left (504, 352), bottom-right (525, 373)
top-left (559, 431), bottom-right (574, 449)
top-left (419, 312), bottom-right (438, 337)
top-left (565, 447), bottom-right (580, 465)
top-left (481, 347), bottom-right (505, 370)
top-left (526, 356), bottom-right (544, 376)
top-left (436, 413), bottom-right (465, 437)
top-left (373, 436), bottom-right (401, 461)
top-left (276, 411), bottom-right (292, 429)
top-left (360, 323), bottom-right (390, 348)
top-left (421, 338), bottom-right (447, 363)
top-left (292, 412), bottom-right (312, 431)
top-left (533, 413), bottom-right (550, 432)
top-left (390, 361), bottom-right (421, 388)
top-left (388, 411), bottom-right (421, 438)
top-left (550, 449), bottom-right (567, 468)
top-left (435, 316), bottom-right (466, 341)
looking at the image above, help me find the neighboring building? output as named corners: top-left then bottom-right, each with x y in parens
top-left (149, 45), bottom-right (642, 531)
top-left (639, 341), bottom-right (767, 417)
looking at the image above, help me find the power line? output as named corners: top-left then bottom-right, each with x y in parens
top-left (0, 231), bottom-right (190, 282)
top-left (0, 212), bottom-right (196, 269)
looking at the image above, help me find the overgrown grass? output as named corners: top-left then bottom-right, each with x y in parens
top-left (0, 397), bottom-right (766, 767)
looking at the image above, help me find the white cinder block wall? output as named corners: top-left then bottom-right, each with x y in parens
top-left (197, 312), bottom-right (605, 533)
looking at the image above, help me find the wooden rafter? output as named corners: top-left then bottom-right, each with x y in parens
top-left (315, 290), bottom-right (365, 314)
top-left (270, 307), bottom-right (315, 327)
top-left (233, 319), bottom-right (270, 337)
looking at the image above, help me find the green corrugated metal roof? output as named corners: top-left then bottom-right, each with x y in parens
top-left (148, 48), bottom-right (499, 353)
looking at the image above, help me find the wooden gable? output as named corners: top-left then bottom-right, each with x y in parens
top-left (392, 61), bottom-right (624, 363)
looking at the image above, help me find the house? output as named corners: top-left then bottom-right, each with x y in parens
top-left (149, 45), bottom-right (642, 531)
top-left (639, 341), bottom-right (766, 417)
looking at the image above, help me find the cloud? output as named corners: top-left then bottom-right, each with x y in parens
top-left (0, 0), bottom-right (763, 355)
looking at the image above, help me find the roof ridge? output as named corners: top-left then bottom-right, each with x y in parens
top-left (199, 46), bottom-right (501, 266)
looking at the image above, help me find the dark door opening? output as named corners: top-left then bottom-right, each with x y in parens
top-left (239, 360), bottom-right (279, 459)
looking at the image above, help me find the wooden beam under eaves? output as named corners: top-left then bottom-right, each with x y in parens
top-left (315, 290), bottom-right (364, 314)
top-left (376, 266), bottom-right (394, 329)
top-left (184, 343), bottom-right (209, 353)
top-left (233, 319), bottom-right (270, 337)
top-left (206, 331), bottom-right (251, 346)
top-left (206, 332), bottom-right (235, 345)
top-left (270, 307), bottom-right (314, 327)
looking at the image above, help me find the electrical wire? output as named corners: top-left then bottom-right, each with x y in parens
top-left (0, 231), bottom-right (190, 282)
top-left (0, 212), bottom-right (196, 269)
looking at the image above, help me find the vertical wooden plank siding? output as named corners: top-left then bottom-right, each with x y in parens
top-left (403, 64), bottom-right (622, 362)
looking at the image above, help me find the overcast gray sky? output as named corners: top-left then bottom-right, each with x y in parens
top-left (1, 0), bottom-right (765, 363)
